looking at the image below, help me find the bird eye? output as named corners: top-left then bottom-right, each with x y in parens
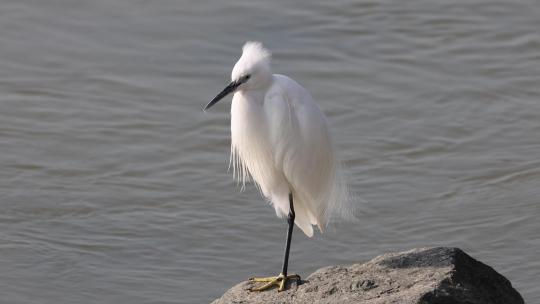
top-left (243, 74), bottom-right (251, 82)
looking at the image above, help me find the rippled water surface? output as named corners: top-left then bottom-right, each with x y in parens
top-left (1, 0), bottom-right (539, 303)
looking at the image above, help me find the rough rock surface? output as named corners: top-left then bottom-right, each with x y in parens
top-left (212, 247), bottom-right (523, 304)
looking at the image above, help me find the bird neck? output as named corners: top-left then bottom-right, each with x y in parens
top-left (237, 89), bottom-right (266, 106)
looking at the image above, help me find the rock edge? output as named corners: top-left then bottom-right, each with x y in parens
top-left (212, 247), bottom-right (523, 304)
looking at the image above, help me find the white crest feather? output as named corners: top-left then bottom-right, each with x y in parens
top-left (241, 41), bottom-right (271, 66)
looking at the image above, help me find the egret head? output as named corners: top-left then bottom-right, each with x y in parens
top-left (205, 41), bottom-right (272, 110)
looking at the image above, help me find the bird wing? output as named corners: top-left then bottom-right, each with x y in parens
top-left (264, 75), bottom-right (344, 236)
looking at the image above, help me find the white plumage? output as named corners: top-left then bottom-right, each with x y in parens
top-left (209, 42), bottom-right (348, 237)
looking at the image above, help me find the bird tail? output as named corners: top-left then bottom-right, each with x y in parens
top-left (321, 161), bottom-right (356, 227)
top-left (287, 157), bottom-right (354, 237)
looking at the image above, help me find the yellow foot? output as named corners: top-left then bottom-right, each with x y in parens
top-left (248, 273), bottom-right (301, 292)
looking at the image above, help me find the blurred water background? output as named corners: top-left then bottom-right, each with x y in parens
top-left (0, 0), bottom-right (539, 303)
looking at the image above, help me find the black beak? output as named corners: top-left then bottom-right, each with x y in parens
top-left (204, 80), bottom-right (242, 111)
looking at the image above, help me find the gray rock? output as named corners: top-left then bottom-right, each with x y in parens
top-left (211, 247), bottom-right (523, 304)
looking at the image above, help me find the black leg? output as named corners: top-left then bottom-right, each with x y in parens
top-left (281, 193), bottom-right (295, 276)
top-left (248, 193), bottom-right (300, 292)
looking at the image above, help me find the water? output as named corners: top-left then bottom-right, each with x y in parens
top-left (0, 0), bottom-right (539, 303)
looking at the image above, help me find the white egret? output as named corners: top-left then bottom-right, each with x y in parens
top-left (204, 42), bottom-right (348, 292)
